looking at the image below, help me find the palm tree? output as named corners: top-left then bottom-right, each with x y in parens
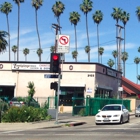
top-left (121, 11), bottom-right (130, 52)
top-left (36, 48), bottom-right (43, 61)
top-left (107, 59), bottom-right (115, 68)
top-left (121, 52), bottom-right (128, 77)
top-left (0, 2), bottom-right (12, 61)
top-left (32, 0), bottom-right (43, 62)
top-left (111, 7), bottom-right (122, 70)
top-left (138, 46), bottom-right (140, 54)
top-left (136, 6), bottom-right (140, 21)
top-left (50, 46), bottom-right (55, 53)
top-left (23, 48), bottom-right (29, 61)
top-left (72, 50), bottom-right (78, 62)
top-left (69, 11), bottom-right (80, 56)
top-left (112, 50), bottom-right (118, 69)
top-left (0, 31), bottom-right (8, 53)
top-left (13, 0), bottom-right (24, 61)
top-left (121, 11), bottom-right (130, 76)
top-left (134, 57), bottom-right (140, 84)
top-left (52, 1), bottom-right (65, 33)
top-left (137, 75), bottom-right (140, 84)
top-left (84, 45), bottom-right (90, 62)
top-left (12, 45), bottom-right (17, 61)
top-left (92, 10), bottom-right (103, 63)
top-left (98, 47), bottom-right (104, 64)
top-left (80, 0), bottom-right (93, 62)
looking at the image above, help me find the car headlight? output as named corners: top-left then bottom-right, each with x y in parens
top-left (96, 115), bottom-right (101, 117)
top-left (136, 110), bottom-right (140, 113)
top-left (113, 114), bottom-right (120, 117)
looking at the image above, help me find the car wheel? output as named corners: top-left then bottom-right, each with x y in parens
top-left (119, 116), bottom-right (123, 124)
top-left (127, 115), bottom-right (130, 123)
top-left (135, 115), bottom-right (138, 117)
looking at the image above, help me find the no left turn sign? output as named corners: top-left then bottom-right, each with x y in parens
top-left (58, 35), bottom-right (70, 46)
top-left (57, 35), bottom-right (70, 53)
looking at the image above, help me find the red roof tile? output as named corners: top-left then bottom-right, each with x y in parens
top-left (122, 85), bottom-right (135, 95)
top-left (122, 76), bottom-right (140, 90)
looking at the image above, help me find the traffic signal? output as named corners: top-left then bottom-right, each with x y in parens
top-left (50, 53), bottom-right (60, 73)
top-left (50, 82), bottom-right (58, 91)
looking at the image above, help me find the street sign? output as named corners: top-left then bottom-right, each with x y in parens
top-left (44, 74), bottom-right (62, 79)
top-left (57, 35), bottom-right (70, 53)
top-left (118, 87), bottom-right (123, 91)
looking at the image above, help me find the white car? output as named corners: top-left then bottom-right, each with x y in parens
top-left (135, 104), bottom-right (140, 117)
top-left (95, 104), bottom-right (129, 125)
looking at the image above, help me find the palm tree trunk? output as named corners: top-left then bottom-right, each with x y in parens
top-left (35, 10), bottom-right (41, 62)
top-left (57, 17), bottom-right (61, 34)
top-left (116, 22), bottom-right (118, 70)
top-left (115, 58), bottom-right (116, 69)
top-left (136, 64), bottom-right (139, 84)
top-left (97, 24), bottom-right (99, 63)
top-left (17, 4), bottom-right (20, 61)
top-left (86, 13), bottom-right (90, 62)
top-left (6, 14), bottom-right (10, 61)
top-left (74, 25), bottom-right (77, 62)
top-left (124, 25), bottom-right (126, 77)
top-left (14, 52), bottom-right (16, 61)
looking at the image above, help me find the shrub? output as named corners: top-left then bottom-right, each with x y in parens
top-left (78, 108), bottom-right (86, 116)
top-left (2, 106), bottom-right (48, 122)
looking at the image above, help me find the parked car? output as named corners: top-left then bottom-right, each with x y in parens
top-left (9, 97), bottom-right (25, 107)
top-left (135, 104), bottom-right (140, 117)
top-left (9, 97), bottom-right (40, 108)
top-left (95, 104), bottom-right (129, 125)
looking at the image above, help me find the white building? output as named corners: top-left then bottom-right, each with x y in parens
top-left (0, 61), bottom-right (121, 107)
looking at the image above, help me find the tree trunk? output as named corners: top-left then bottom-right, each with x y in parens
top-left (17, 5), bottom-right (20, 61)
top-left (86, 13), bottom-right (90, 62)
top-left (123, 25), bottom-right (126, 77)
top-left (74, 25), bottom-right (77, 62)
top-left (97, 24), bottom-right (99, 63)
top-left (35, 9), bottom-right (41, 62)
top-left (6, 14), bottom-right (10, 61)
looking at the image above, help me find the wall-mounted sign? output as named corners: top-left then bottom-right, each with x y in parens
top-left (86, 88), bottom-right (92, 93)
top-left (107, 68), bottom-right (117, 77)
top-left (12, 63), bottom-right (50, 71)
top-left (0, 64), bottom-right (3, 69)
top-left (118, 87), bottom-right (123, 91)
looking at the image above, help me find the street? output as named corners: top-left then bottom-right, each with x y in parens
top-left (0, 115), bottom-right (140, 140)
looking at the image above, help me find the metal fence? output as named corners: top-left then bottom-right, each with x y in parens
top-left (47, 96), bottom-right (131, 116)
top-left (72, 97), bottom-right (131, 116)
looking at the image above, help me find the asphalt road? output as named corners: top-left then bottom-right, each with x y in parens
top-left (0, 116), bottom-right (140, 140)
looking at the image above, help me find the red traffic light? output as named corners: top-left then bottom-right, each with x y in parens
top-left (52, 55), bottom-right (59, 60)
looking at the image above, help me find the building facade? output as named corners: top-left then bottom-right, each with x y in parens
top-left (0, 61), bottom-right (122, 107)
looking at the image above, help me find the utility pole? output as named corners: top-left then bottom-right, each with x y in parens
top-left (116, 24), bottom-right (124, 72)
top-left (116, 24), bottom-right (124, 99)
top-left (52, 24), bottom-right (61, 53)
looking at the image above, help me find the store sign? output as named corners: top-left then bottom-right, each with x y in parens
top-left (12, 63), bottom-right (50, 71)
top-left (107, 69), bottom-right (116, 77)
top-left (86, 88), bottom-right (92, 93)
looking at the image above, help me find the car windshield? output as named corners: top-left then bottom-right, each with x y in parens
top-left (137, 105), bottom-right (140, 108)
top-left (102, 105), bottom-right (121, 111)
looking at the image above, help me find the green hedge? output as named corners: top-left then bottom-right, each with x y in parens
top-left (2, 106), bottom-right (50, 122)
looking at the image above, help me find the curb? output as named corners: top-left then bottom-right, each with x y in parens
top-left (69, 122), bottom-right (86, 127)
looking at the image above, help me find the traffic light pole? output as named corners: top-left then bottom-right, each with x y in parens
top-left (55, 72), bottom-right (61, 124)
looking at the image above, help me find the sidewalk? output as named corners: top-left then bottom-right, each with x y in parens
top-left (0, 111), bottom-right (135, 132)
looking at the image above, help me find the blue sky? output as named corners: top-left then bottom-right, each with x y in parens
top-left (0, 0), bottom-right (140, 84)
